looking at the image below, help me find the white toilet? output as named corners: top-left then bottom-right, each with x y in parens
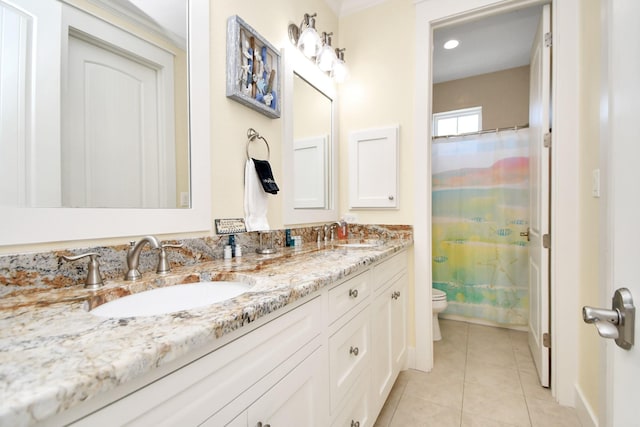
top-left (432, 289), bottom-right (448, 341)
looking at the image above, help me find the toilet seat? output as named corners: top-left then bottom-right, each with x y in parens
top-left (432, 289), bottom-right (447, 301)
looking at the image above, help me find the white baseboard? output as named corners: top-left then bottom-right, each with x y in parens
top-left (439, 313), bottom-right (528, 332)
top-left (406, 346), bottom-right (416, 370)
top-left (575, 384), bottom-right (598, 427)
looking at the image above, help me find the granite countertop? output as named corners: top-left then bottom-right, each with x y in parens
top-left (0, 239), bottom-right (411, 426)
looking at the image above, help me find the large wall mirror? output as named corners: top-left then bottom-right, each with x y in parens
top-left (283, 46), bottom-right (338, 225)
top-left (0, 0), bottom-right (210, 246)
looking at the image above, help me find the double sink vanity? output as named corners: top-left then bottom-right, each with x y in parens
top-left (0, 233), bottom-right (411, 427)
top-left (0, 1), bottom-right (412, 425)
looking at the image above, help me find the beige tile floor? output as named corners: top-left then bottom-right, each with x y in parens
top-left (374, 319), bottom-right (582, 427)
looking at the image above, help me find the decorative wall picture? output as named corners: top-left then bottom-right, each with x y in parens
top-left (226, 15), bottom-right (281, 119)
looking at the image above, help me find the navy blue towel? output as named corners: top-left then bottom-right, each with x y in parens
top-left (252, 158), bottom-right (279, 194)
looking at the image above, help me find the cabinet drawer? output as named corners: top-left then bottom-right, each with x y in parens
top-left (373, 251), bottom-right (407, 291)
top-left (329, 306), bottom-right (370, 413)
top-left (328, 270), bottom-right (371, 325)
top-left (331, 371), bottom-right (372, 427)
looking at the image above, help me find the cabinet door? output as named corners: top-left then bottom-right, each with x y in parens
top-left (371, 283), bottom-right (394, 410)
top-left (247, 347), bottom-right (326, 427)
top-left (391, 273), bottom-right (408, 373)
top-left (348, 126), bottom-right (399, 208)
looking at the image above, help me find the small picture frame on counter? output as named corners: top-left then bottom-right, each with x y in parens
top-left (215, 218), bottom-right (247, 235)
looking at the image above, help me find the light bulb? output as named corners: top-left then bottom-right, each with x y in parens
top-left (443, 39), bottom-right (459, 50)
top-left (298, 28), bottom-right (321, 58)
top-left (317, 45), bottom-right (337, 72)
top-left (332, 59), bottom-right (349, 83)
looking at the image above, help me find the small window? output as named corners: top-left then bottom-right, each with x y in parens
top-left (433, 107), bottom-right (482, 136)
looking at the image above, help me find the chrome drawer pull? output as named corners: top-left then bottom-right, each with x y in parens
top-left (351, 421), bottom-right (360, 427)
top-left (349, 289), bottom-right (359, 298)
top-left (349, 346), bottom-right (359, 356)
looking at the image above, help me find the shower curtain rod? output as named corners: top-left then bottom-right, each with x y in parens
top-left (432, 124), bottom-right (529, 140)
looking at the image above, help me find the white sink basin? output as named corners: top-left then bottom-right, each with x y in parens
top-left (90, 282), bottom-right (251, 318)
top-left (336, 240), bottom-right (384, 248)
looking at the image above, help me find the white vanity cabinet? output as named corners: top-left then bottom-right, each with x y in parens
top-left (45, 250), bottom-right (408, 427)
top-left (68, 297), bottom-right (325, 427)
top-left (371, 252), bottom-right (409, 414)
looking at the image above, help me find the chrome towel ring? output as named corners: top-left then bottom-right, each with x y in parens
top-left (246, 128), bottom-right (271, 161)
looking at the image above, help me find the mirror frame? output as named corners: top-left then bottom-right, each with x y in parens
top-left (282, 45), bottom-right (338, 225)
top-left (0, 0), bottom-right (211, 246)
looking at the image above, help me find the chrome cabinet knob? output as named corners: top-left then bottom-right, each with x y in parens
top-left (349, 346), bottom-right (359, 356)
top-left (349, 289), bottom-right (359, 298)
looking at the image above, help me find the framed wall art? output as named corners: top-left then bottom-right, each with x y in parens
top-left (226, 15), bottom-right (281, 119)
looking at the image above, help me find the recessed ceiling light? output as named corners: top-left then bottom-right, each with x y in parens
top-left (443, 39), bottom-right (459, 50)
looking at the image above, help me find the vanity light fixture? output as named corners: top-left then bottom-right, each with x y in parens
top-left (288, 14), bottom-right (349, 83)
top-left (316, 32), bottom-right (337, 72)
top-left (332, 48), bottom-right (349, 83)
top-left (288, 13), bottom-right (322, 58)
top-left (443, 39), bottom-right (460, 50)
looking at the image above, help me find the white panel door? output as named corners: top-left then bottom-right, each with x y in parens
top-left (604, 0), bottom-right (640, 424)
top-left (527, 4), bottom-right (551, 388)
top-left (61, 6), bottom-right (177, 209)
top-left (348, 126), bottom-right (399, 208)
top-left (65, 34), bottom-right (167, 208)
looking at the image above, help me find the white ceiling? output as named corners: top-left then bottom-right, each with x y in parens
top-left (325, 0), bottom-right (542, 84)
top-left (432, 5), bottom-right (542, 83)
top-left (323, 0), bottom-right (387, 17)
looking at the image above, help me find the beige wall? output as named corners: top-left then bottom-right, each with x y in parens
top-left (210, 1), bottom-right (338, 228)
top-left (338, 0), bottom-right (416, 344)
top-left (338, 0), bottom-right (415, 225)
top-left (433, 66), bottom-right (530, 130)
top-left (577, 0), bottom-right (601, 418)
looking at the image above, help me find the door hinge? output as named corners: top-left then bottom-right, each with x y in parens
top-left (542, 234), bottom-right (551, 248)
top-left (545, 32), bottom-right (552, 47)
top-left (543, 332), bottom-right (551, 348)
top-left (544, 132), bottom-right (551, 148)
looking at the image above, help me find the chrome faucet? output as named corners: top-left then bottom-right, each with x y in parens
top-left (125, 235), bottom-right (160, 281)
top-left (323, 221), bottom-right (346, 243)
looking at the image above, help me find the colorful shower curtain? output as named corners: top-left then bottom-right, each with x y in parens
top-left (432, 129), bottom-right (530, 326)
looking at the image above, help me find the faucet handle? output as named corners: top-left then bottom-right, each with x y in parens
top-left (156, 242), bottom-right (183, 274)
top-left (61, 252), bottom-right (104, 289)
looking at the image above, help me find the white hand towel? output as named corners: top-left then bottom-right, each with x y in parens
top-left (244, 158), bottom-right (270, 231)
